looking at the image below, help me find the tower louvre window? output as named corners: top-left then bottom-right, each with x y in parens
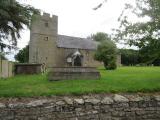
top-left (44, 37), bottom-right (48, 41)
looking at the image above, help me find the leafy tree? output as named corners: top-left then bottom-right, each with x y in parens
top-left (94, 34), bottom-right (117, 70)
top-left (15, 45), bottom-right (29, 63)
top-left (152, 58), bottom-right (160, 66)
top-left (92, 32), bottom-right (111, 42)
top-left (119, 49), bottom-right (140, 66)
top-left (139, 37), bottom-right (160, 64)
top-left (119, 48), bottom-right (160, 66)
top-left (115, 0), bottom-right (160, 64)
top-left (0, 0), bottom-right (39, 51)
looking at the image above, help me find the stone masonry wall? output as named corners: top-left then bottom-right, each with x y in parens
top-left (0, 94), bottom-right (160, 120)
top-left (56, 48), bottom-right (102, 67)
top-left (29, 12), bottom-right (58, 68)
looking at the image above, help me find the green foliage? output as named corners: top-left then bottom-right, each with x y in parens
top-left (139, 38), bottom-right (160, 65)
top-left (0, 67), bottom-right (160, 97)
top-left (152, 59), bottom-right (160, 66)
top-left (0, 52), bottom-right (7, 60)
top-left (15, 45), bottom-right (29, 63)
top-left (115, 0), bottom-right (160, 63)
top-left (92, 32), bottom-right (110, 42)
top-left (120, 48), bottom-right (160, 66)
top-left (93, 33), bottom-right (117, 70)
top-left (0, 0), bottom-right (39, 51)
top-left (120, 49), bottom-right (140, 66)
top-left (107, 60), bottom-right (117, 70)
top-left (94, 41), bottom-right (117, 70)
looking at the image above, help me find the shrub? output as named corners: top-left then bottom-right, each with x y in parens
top-left (94, 40), bottom-right (117, 70)
top-left (107, 60), bottom-right (117, 70)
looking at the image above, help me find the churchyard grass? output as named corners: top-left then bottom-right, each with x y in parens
top-left (0, 67), bottom-right (160, 97)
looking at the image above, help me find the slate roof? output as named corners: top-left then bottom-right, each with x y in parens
top-left (57, 35), bottom-right (98, 50)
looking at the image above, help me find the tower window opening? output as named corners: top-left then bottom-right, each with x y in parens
top-left (44, 37), bottom-right (48, 41)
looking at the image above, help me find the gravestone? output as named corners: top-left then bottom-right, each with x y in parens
top-left (48, 67), bottom-right (100, 81)
top-left (15, 63), bottom-right (45, 74)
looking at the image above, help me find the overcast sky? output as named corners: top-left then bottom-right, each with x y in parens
top-left (8, 0), bottom-right (136, 60)
top-left (17, 0), bottom-right (137, 48)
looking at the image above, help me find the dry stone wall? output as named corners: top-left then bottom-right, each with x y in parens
top-left (0, 94), bottom-right (160, 120)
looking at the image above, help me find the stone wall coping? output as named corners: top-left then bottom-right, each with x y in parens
top-left (15, 63), bottom-right (42, 66)
top-left (0, 93), bottom-right (160, 119)
top-left (0, 94), bottom-right (160, 108)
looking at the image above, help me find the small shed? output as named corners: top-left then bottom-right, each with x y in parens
top-left (15, 63), bottom-right (45, 74)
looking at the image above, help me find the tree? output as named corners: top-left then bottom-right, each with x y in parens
top-left (94, 33), bottom-right (117, 70)
top-left (92, 32), bottom-right (111, 42)
top-left (0, 0), bottom-right (39, 51)
top-left (115, 0), bottom-right (160, 64)
top-left (139, 38), bottom-right (160, 65)
top-left (119, 49), bottom-right (140, 66)
top-left (0, 53), bottom-right (7, 60)
top-left (15, 45), bottom-right (29, 63)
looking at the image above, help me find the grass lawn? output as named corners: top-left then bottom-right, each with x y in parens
top-left (0, 67), bottom-right (160, 97)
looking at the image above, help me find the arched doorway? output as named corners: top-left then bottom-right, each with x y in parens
top-left (74, 55), bottom-right (82, 66)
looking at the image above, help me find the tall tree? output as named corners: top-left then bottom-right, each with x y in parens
top-left (0, 0), bottom-right (39, 51)
top-left (115, 0), bottom-right (160, 64)
top-left (120, 49), bottom-right (140, 66)
top-left (93, 32), bottom-right (117, 70)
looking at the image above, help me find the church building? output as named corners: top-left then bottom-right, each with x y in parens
top-left (29, 13), bottom-right (102, 68)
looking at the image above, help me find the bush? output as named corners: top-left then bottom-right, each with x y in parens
top-left (92, 32), bottom-right (118, 70)
top-left (94, 40), bottom-right (117, 70)
top-left (107, 60), bottom-right (117, 70)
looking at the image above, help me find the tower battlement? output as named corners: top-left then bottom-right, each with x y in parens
top-left (35, 12), bottom-right (58, 20)
top-left (30, 12), bottom-right (58, 35)
top-left (42, 12), bottom-right (50, 18)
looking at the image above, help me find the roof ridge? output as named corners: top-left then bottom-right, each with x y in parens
top-left (58, 34), bottom-right (91, 41)
top-left (57, 35), bottom-right (97, 50)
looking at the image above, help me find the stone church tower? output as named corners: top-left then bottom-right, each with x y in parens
top-left (29, 13), bottom-right (58, 67)
top-left (29, 12), bottom-right (114, 68)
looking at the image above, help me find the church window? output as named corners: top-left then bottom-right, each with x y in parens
top-left (44, 37), bottom-right (48, 41)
